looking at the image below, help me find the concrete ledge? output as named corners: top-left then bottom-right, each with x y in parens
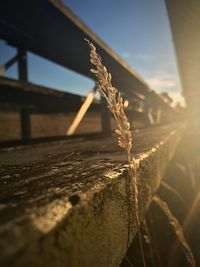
top-left (0, 124), bottom-right (183, 267)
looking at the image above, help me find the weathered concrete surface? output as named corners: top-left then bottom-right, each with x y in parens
top-left (0, 124), bottom-right (183, 267)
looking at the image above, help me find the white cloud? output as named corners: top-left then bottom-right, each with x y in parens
top-left (146, 72), bottom-right (177, 91)
top-left (121, 52), bottom-right (132, 59)
top-left (137, 53), bottom-right (151, 61)
top-left (121, 52), bottom-right (151, 61)
top-left (146, 77), bottom-right (176, 90)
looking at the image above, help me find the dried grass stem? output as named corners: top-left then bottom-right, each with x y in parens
top-left (86, 39), bottom-right (145, 267)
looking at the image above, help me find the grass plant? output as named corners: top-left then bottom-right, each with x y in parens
top-left (85, 39), bottom-right (146, 267)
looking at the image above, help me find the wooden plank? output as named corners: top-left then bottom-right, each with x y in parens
top-left (0, 124), bottom-right (183, 267)
top-left (66, 88), bottom-right (97, 135)
top-left (0, 76), bottom-right (100, 113)
top-left (0, 0), bottom-right (154, 99)
top-left (0, 54), bottom-right (19, 75)
top-left (17, 48), bottom-right (30, 140)
top-left (165, 0), bottom-right (200, 96)
top-left (165, 0), bottom-right (200, 123)
top-left (0, 0), bottom-right (176, 118)
top-left (17, 48), bottom-right (28, 82)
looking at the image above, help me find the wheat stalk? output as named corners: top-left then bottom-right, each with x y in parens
top-left (85, 39), bottom-right (146, 266)
top-left (85, 38), bottom-right (138, 199)
top-left (86, 40), bottom-right (132, 157)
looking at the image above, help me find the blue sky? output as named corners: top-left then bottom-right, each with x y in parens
top-left (0, 0), bottom-right (184, 105)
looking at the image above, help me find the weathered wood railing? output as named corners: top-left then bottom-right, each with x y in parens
top-left (0, 75), bottom-right (178, 147)
top-left (0, 123), bottom-right (183, 267)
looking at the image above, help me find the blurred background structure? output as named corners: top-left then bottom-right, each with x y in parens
top-left (166, 0), bottom-right (200, 130)
top-left (0, 0), bottom-right (180, 144)
top-left (0, 1), bottom-right (200, 267)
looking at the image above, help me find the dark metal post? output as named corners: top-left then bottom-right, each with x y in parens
top-left (100, 97), bottom-right (111, 133)
top-left (18, 48), bottom-right (28, 81)
top-left (18, 48), bottom-right (31, 140)
top-left (20, 108), bottom-right (31, 140)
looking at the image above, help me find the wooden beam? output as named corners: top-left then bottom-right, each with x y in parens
top-left (20, 108), bottom-right (31, 140)
top-left (18, 48), bottom-right (28, 81)
top-left (17, 49), bottom-right (31, 140)
top-left (0, 124), bottom-right (183, 267)
top-left (0, 76), bottom-right (100, 113)
top-left (0, 54), bottom-right (19, 75)
top-left (66, 87), bottom-right (97, 135)
top-left (0, 0), bottom-right (151, 98)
